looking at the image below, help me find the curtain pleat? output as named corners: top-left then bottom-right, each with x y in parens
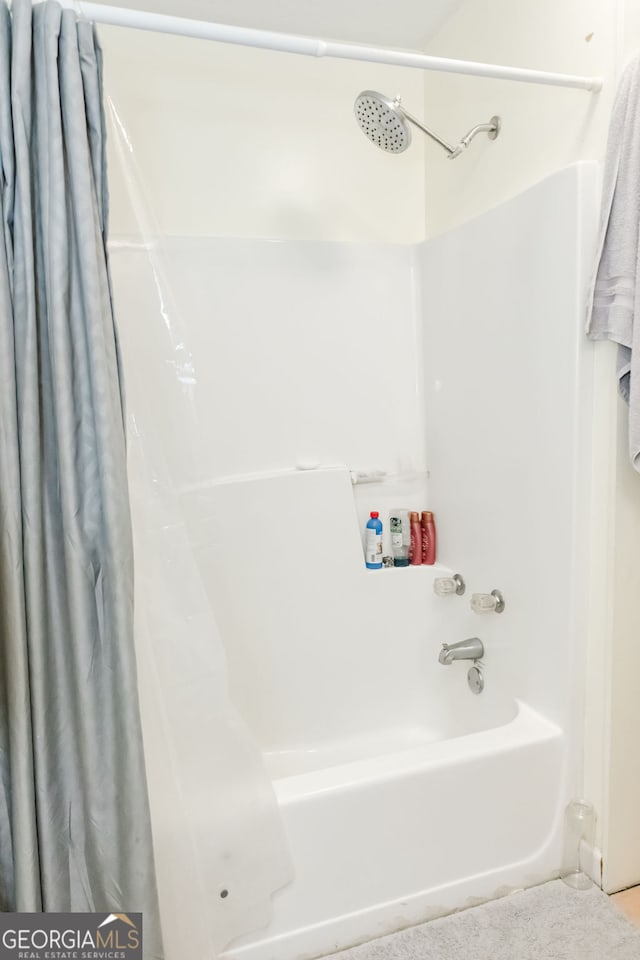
top-left (0, 3), bottom-right (162, 955)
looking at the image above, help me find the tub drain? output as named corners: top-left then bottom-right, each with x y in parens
top-left (468, 665), bottom-right (484, 694)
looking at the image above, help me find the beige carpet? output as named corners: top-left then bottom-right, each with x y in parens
top-left (327, 880), bottom-right (640, 959)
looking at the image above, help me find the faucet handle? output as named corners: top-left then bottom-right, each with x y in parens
top-left (434, 574), bottom-right (466, 597)
top-left (470, 589), bottom-right (505, 614)
top-left (438, 643), bottom-right (452, 664)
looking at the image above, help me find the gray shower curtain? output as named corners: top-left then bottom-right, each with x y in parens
top-left (0, 1), bottom-right (162, 953)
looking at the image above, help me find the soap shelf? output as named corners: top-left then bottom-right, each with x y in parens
top-left (350, 468), bottom-right (387, 485)
top-left (363, 562), bottom-right (454, 576)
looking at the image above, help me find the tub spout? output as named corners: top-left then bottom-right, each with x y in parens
top-left (439, 637), bottom-right (484, 665)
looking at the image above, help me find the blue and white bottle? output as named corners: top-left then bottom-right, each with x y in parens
top-left (365, 511), bottom-right (383, 569)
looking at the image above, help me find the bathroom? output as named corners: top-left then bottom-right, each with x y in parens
top-left (2, 0), bottom-right (640, 958)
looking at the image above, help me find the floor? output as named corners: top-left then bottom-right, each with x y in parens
top-left (612, 886), bottom-right (640, 925)
top-left (328, 881), bottom-right (640, 960)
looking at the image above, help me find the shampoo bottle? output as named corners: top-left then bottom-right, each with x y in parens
top-left (365, 511), bottom-right (383, 569)
top-left (390, 510), bottom-right (410, 567)
top-left (421, 511), bottom-right (436, 565)
top-left (409, 511), bottom-right (422, 565)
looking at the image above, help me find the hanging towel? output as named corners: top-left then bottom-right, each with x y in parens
top-left (586, 53), bottom-right (640, 470)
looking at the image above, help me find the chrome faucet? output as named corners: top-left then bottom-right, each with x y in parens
top-left (438, 637), bottom-right (484, 665)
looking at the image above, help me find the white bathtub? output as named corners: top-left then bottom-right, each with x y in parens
top-left (115, 165), bottom-right (593, 960)
top-left (175, 465), bottom-right (573, 960)
top-left (222, 700), bottom-right (564, 960)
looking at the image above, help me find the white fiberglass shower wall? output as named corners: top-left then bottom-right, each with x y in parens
top-left (101, 22), bottom-right (597, 960)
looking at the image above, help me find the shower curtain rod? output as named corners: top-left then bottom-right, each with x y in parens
top-left (60, 2), bottom-right (602, 92)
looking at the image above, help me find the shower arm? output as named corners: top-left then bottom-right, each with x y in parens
top-left (399, 104), bottom-right (455, 156)
top-left (450, 118), bottom-right (501, 159)
top-left (398, 102), bottom-right (500, 160)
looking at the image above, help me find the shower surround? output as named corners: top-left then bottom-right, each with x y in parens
top-left (110, 163), bottom-right (597, 960)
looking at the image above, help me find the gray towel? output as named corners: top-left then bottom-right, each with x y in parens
top-left (586, 53), bottom-right (640, 469)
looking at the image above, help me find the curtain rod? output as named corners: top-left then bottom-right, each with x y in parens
top-left (64, 2), bottom-right (603, 92)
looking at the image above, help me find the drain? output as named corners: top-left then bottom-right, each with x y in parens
top-left (468, 665), bottom-right (484, 695)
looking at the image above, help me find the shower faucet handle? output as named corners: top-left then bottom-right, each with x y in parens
top-left (433, 574), bottom-right (466, 597)
top-left (470, 589), bottom-right (505, 614)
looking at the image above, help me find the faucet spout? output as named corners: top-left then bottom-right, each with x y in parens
top-left (439, 637), bottom-right (484, 665)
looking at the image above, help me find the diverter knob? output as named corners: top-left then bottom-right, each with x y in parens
top-left (470, 589), bottom-right (505, 614)
top-left (433, 574), bottom-right (466, 597)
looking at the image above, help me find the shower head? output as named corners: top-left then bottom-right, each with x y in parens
top-left (354, 90), bottom-right (412, 154)
top-left (354, 89), bottom-right (500, 160)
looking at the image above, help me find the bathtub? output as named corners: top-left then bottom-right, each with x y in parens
top-left (221, 700), bottom-right (564, 960)
top-left (174, 465), bottom-right (573, 960)
top-left (117, 164), bottom-right (593, 960)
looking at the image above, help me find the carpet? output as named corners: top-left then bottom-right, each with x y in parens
top-left (327, 880), bottom-right (640, 959)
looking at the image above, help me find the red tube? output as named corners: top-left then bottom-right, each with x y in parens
top-left (421, 511), bottom-right (436, 565)
top-left (409, 511), bottom-right (422, 565)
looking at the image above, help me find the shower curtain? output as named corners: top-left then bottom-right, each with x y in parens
top-left (105, 91), bottom-right (294, 955)
top-left (0, 1), bottom-right (162, 953)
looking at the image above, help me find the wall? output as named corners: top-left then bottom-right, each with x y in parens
top-left (624, 0), bottom-right (640, 57)
top-left (108, 237), bottom-right (427, 488)
top-left (421, 164), bottom-right (596, 740)
top-left (422, 0), bottom-right (640, 892)
top-left (421, 0), bottom-right (618, 237)
top-left (601, 0), bottom-right (640, 892)
top-left (108, 236), bottom-right (440, 755)
top-left (100, 26), bottom-right (426, 243)
top-left (604, 397), bottom-right (640, 889)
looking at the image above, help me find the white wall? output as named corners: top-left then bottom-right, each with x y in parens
top-left (600, 1), bottom-right (640, 892)
top-left (421, 0), bottom-right (618, 237)
top-left (422, 0), bottom-right (640, 892)
top-left (625, 0), bottom-right (640, 58)
top-left (110, 166), bottom-right (593, 771)
top-left (604, 399), bottom-right (640, 889)
top-left (100, 26), bottom-right (426, 243)
top-left (109, 237), bottom-right (427, 488)
top-left (422, 164), bottom-right (596, 740)
top-left (109, 235), bottom-right (441, 755)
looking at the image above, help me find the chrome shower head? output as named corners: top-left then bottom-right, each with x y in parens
top-left (354, 89), bottom-right (501, 160)
top-left (354, 90), bottom-right (411, 154)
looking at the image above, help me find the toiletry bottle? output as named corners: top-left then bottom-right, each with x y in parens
top-left (409, 511), bottom-right (422, 565)
top-left (365, 511), bottom-right (383, 569)
top-left (390, 510), bottom-right (410, 567)
top-left (389, 509), bottom-right (410, 567)
top-left (421, 511), bottom-right (436, 565)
